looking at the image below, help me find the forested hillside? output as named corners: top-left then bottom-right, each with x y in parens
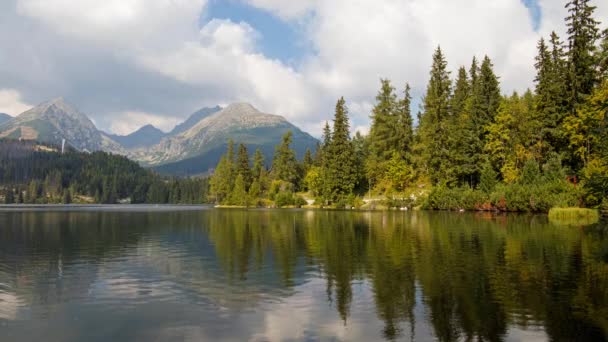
top-left (209, 0), bottom-right (608, 212)
top-left (0, 139), bottom-right (208, 204)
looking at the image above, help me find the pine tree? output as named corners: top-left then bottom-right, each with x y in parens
top-left (451, 67), bottom-right (470, 119)
top-left (450, 66), bottom-right (473, 184)
top-left (369, 79), bottom-right (398, 161)
top-left (252, 148), bottom-right (265, 180)
top-left (229, 174), bottom-right (248, 206)
top-left (534, 33), bottom-right (570, 160)
top-left (271, 131), bottom-right (298, 185)
top-left (395, 83), bottom-right (414, 160)
top-left (418, 46), bottom-right (453, 185)
top-left (326, 97), bottom-right (357, 201)
top-left (474, 56), bottom-right (501, 128)
top-left (236, 143), bottom-right (252, 189)
top-left (565, 0), bottom-right (600, 108)
top-left (598, 28), bottom-right (608, 80)
top-left (210, 155), bottom-right (233, 203)
top-left (459, 55), bottom-right (501, 186)
top-left (303, 148), bottom-right (314, 171)
top-left (248, 178), bottom-right (261, 204)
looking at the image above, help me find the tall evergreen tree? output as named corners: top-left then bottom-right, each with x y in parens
top-left (418, 46), bottom-right (453, 185)
top-left (326, 97), bottom-right (357, 201)
top-left (598, 28), bottom-right (608, 80)
top-left (395, 83), bottom-right (414, 160)
top-left (303, 148), bottom-right (314, 171)
top-left (473, 56), bottom-right (501, 129)
top-left (565, 0), bottom-right (600, 108)
top-left (236, 143), bottom-right (252, 189)
top-left (369, 79), bottom-right (398, 161)
top-left (534, 34), bottom-right (569, 158)
top-left (271, 131), bottom-right (299, 185)
top-left (252, 148), bottom-right (265, 179)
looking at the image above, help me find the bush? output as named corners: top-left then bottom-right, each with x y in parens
top-left (273, 191), bottom-right (307, 208)
top-left (423, 186), bottom-right (488, 211)
top-left (423, 180), bottom-right (580, 213)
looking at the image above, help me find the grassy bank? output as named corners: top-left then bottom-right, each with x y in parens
top-left (548, 207), bottom-right (600, 225)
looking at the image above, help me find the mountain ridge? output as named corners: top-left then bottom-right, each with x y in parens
top-left (0, 113), bottom-right (12, 125)
top-left (0, 99), bottom-right (318, 176)
top-left (105, 124), bottom-right (166, 149)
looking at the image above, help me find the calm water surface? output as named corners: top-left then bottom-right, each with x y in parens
top-left (0, 207), bottom-right (607, 341)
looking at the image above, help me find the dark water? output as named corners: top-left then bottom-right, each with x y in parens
top-left (0, 208), bottom-right (607, 341)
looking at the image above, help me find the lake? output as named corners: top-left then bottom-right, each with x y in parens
top-left (0, 207), bottom-right (606, 341)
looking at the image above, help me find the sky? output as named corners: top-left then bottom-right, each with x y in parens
top-left (0, 0), bottom-right (606, 137)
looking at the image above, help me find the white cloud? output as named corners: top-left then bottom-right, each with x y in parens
top-left (141, 18), bottom-right (319, 126)
top-left (243, 0), bottom-right (317, 20)
top-left (109, 111), bottom-right (182, 135)
top-left (0, 89), bottom-right (33, 115)
top-left (16, 0), bottom-right (206, 48)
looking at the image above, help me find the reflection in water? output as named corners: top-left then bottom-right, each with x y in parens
top-left (0, 209), bottom-right (607, 341)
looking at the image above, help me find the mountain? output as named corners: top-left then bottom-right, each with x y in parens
top-left (0, 98), bottom-right (106, 152)
top-left (105, 124), bottom-right (166, 149)
top-left (0, 113), bottom-right (12, 125)
top-left (0, 98), bottom-right (318, 177)
top-left (135, 103), bottom-right (318, 175)
top-left (169, 105), bottom-right (222, 135)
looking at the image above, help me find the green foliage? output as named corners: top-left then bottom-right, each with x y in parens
top-left (479, 162), bottom-right (498, 194)
top-left (236, 143), bottom-right (252, 189)
top-left (0, 139), bottom-right (209, 204)
top-left (324, 98), bottom-right (357, 202)
top-left (548, 207), bottom-right (599, 223)
top-left (271, 131), bottom-right (299, 186)
top-left (417, 46), bottom-right (454, 185)
top-left (228, 174), bottom-right (248, 206)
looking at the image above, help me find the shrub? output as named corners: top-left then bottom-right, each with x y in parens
top-left (548, 207), bottom-right (599, 225)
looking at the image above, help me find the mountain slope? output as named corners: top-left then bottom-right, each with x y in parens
top-left (0, 98), bottom-right (106, 151)
top-left (170, 105), bottom-right (222, 135)
top-left (0, 113), bottom-right (12, 125)
top-left (105, 124), bottom-right (166, 149)
top-left (141, 103), bottom-right (318, 175)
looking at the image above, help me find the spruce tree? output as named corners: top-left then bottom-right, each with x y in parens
top-left (565, 0), bottom-right (600, 108)
top-left (534, 33), bottom-right (569, 158)
top-left (229, 174), bottom-right (248, 206)
top-left (271, 131), bottom-right (298, 185)
top-left (303, 148), bottom-right (314, 171)
top-left (369, 79), bottom-right (398, 161)
top-left (395, 83), bottom-right (414, 160)
top-left (252, 148), bottom-right (265, 180)
top-left (450, 66), bottom-right (473, 184)
top-left (473, 56), bottom-right (501, 128)
top-left (236, 143), bottom-right (252, 189)
top-left (598, 28), bottom-right (608, 80)
top-left (210, 155), bottom-right (233, 203)
top-left (326, 97), bottom-right (356, 201)
top-left (418, 46), bottom-right (453, 185)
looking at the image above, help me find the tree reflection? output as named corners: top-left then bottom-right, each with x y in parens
top-left (1, 210), bottom-right (607, 341)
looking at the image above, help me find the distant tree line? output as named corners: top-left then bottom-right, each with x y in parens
top-left (210, 0), bottom-right (608, 211)
top-left (0, 139), bottom-right (208, 204)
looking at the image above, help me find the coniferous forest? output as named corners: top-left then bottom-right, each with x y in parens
top-left (0, 139), bottom-right (208, 204)
top-left (210, 0), bottom-right (608, 212)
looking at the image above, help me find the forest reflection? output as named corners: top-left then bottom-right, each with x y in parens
top-left (0, 209), bottom-right (606, 341)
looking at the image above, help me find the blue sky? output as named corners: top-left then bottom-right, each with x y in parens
top-left (204, 0), bottom-right (312, 65)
